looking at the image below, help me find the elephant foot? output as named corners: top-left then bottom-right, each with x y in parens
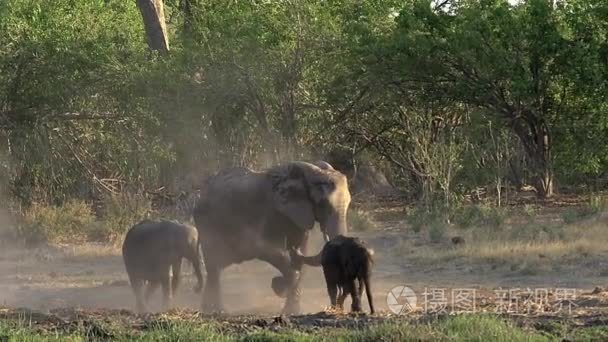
top-left (201, 292), bottom-right (226, 314)
top-left (272, 270), bottom-right (300, 298)
top-left (329, 305), bottom-right (343, 312)
top-left (282, 287), bottom-right (303, 315)
top-left (281, 300), bottom-right (302, 316)
top-left (271, 276), bottom-right (289, 298)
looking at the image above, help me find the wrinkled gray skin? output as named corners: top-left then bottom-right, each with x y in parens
top-left (290, 235), bottom-right (375, 314)
top-left (193, 161), bottom-right (351, 314)
top-left (122, 219), bottom-right (204, 314)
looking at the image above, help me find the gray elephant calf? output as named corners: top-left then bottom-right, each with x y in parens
top-left (122, 219), bottom-right (204, 313)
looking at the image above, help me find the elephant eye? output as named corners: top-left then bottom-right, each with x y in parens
top-left (314, 181), bottom-right (334, 192)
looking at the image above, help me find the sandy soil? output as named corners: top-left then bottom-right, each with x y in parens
top-left (0, 225), bottom-right (606, 317)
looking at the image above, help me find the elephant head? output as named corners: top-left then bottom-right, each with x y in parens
top-left (270, 161), bottom-right (351, 242)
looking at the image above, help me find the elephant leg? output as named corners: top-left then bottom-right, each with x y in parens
top-left (131, 278), bottom-right (146, 314)
top-left (338, 281), bottom-right (356, 312)
top-left (171, 259), bottom-right (182, 297)
top-left (202, 264), bottom-right (224, 313)
top-left (187, 245), bottom-right (204, 293)
top-left (350, 278), bottom-right (362, 313)
top-left (258, 248), bottom-right (296, 290)
top-left (336, 288), bottom-right (347, 311)
top-left (144, 281), bottom-right (160, 304)
top-left (258, 248), bottom-right (301, 314)
top-left (358, 278), bottom-right (364, 299)
top-left (282, 231), bottom-right (310, 315)
top-left (144, 281), bottom-right (160, 303)
top-left (160, 271), bottom-right (172, 311)
top-left (323, 268), bottom-right (338, 310)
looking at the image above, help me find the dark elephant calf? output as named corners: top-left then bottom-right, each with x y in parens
top-left (290, 235), bottom-right (375, 314)
top-left (122, 219), bottom-right (204, 313)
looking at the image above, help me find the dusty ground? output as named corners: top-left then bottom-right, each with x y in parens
top-left (0, 213), bottom-right (607, 318)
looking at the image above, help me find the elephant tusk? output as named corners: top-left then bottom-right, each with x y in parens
top-left (323, 233), bottom-right (330, 242)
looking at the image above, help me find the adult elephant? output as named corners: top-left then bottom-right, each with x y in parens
top-left (192, 161), bottom-right (351, 314)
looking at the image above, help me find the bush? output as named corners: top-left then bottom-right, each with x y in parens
top-left (522, 204), bottom-right (537, 223)
top-left (94, 192), bottom-right (152, 244)
top-left (16, 200), bottom-right (95, 245)
top-left (405, 204), bottom-right (448, 242)
top-left (589, 194), bottom-right (608, 212)
top-left (452, 205), bottom-right (484, 228)
top-left (562, 195), bottom-right (608, 224)
top-left (452, 204), bottom-right (506, 229)
top-left (428, 219), bottom-right (446, 243)
top-left (408, 206), bottom-right (428, 233)
top-left (484, 206), bottom-right (507, 227)
top-left (508, 223), bottom-right (565, 242)
top-left (561, 196), bottom-right (606, 224)
top-left (347, 209), bottom-right (378, 232)
top-left (561, 207), bottom-right (589, 224)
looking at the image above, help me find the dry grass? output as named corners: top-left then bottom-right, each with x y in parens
top-left (400, 214), bottom-right (608, 267)
top-left (57, 242), bottom-right (122, 260)
top-left (420, 238), bottom-right (603, 262)
top-left (15, 200), bottom-right (95, 245)
top-left (348, 208), bottom-right (379, 232)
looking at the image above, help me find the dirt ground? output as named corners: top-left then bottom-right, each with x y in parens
top-left (1, 218), bottom-right (607, 318)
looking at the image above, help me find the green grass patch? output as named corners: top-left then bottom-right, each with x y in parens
top-left (0, 314), bottom-right (567, 341)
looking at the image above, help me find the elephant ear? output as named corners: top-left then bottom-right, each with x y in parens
top-left (273, 165), bottom-right (315, 231)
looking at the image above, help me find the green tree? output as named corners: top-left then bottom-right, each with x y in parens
top-left (386, 0), bottom-right (608, 198)
top-left (0, 0), bottom-right (161, 204)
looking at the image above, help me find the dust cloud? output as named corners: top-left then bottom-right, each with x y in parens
top-left (0, 134), bottom-right (399, 315)
top-left (0, 221), bottom-right (398, 315)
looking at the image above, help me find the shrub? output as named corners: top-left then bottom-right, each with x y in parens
top-left (562, 208), bottom-right (585, 224)
top-left (428, 219), bottom-right (446, 243)
top-left (16, 200), bottom-right (95, 245)
top-left (562, 207), bottom-right (600, 225)
top-left (347, 209), bottom-right (378, 232)
top-left (94, 192), bottom-right (151, 244)
top-left (452, 205), bottom-right (484, 228)
top-left (522, 204), bottom-right (537, 223)
top-left (484, 206), bottom-right (507, 227)
top-left (452, 204), bottom-right (506, 229)
top-left (407, 202), bottom-right (453, 238)
top-left (408, 206), bottom-right (430, 233)
top-left (589, 194), bottom-right (608, 213)
top-left (562, 195), bottom-right (608, 224)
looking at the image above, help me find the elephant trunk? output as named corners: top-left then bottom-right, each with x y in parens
top-left (290, 247), bottom-right (322, 267)
top-left (321, 208), bottom-right (348, 241)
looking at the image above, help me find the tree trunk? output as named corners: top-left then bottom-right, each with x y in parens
top-left (511, 115), bottom-right (554, 198)
top-left (531, 121), bottom-right (553, 198)
top-left (535, 165), bottom-right (553, 198)
top-left (136, 0), bottom-right (169, 54)
top-left (182, 0), bottom-right (194, 36)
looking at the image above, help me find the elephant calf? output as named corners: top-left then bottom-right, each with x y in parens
top-left (290, 235), bottom-right (375, 314)
top-left (122, 219), bottom-right (204, 313)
